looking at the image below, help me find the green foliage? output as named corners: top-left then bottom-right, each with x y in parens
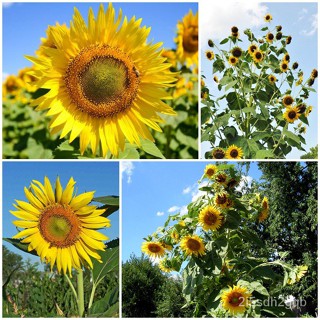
top-left (202, 21), bottom-right (317, 159)
top-left (300, 145), bottom-right (318, 159)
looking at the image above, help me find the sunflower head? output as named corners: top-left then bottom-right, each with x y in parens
top-left (231, 32), bottom-right (239, 39)
top-left (283, 107), bottom-right (300, 123)
top-left (308, 78), bottom-right (315, 86)
top-left (180, 235), bottom-right (205, 257)
top-left (225, 145), bottom-right (243, 159)
top-left (268, 74), bottom-right (276, 84)
top-left (266, 33), bottom-right (274, 43)
top-left (283, 53), bottom-right (290, 62)
top-left (27, 4), bottom-right (177, 157)
top-left (205, 50), bottom-right (215, 60)
top-left (208, 39), bottom-right (214, 47)
top-left (253, 50), bottom-right (263, 63)
top-left (215, 172), bottom-right (228, 185)
top-left (201, 78), bottom-right (205, 87)
top-left (280, 61), bottom-right (289, 72)
top-left (213, 76), bottom-right (219, 83)
top-left (305, 106), bottom-right (313, 116)
top-left (282, 95), bottom-right (294, 107)
top-left (231, 26), bottom-right (238, 33)
top-left (248, 44), bottom-right (258, 55)
top-left (204, 164), bottom-right (218, 179)
top-left (228, 55), bottom-right (238, 66)
top-left (276, 32), bottom-right (282, 40)
top-left (199, 206), bottom-right (223, 231)
top-left (276, 25), bottom-right (282, 32)
top-left (227, 178), bottom-right (239, 189)
top-left (311, 69), bottom-right (318, 79)
top-left (11, 176), bottom-right (110, 275)
top-left (175, 10), bottom-right (198, 67)
top-left (141, 241), bottom-right (165, 258)
top-left (159, 259), bottom-right (174, 273)
top-left (286, 36), bottom-right (292, 44)
top-left (221, 285), bottom-right (251, 314)
top-left (231, 47), bottom-right (242, 58)
top-left (292, 62), bottom-right (299, 70)
top-left (264, 14), bottom-right (272, 22)
top-left (212, 147), bottom-right (225, 159)
top-left (258, 209), bottom-right (269, 222)
top-left (214, 192), bottom-right (229, 209)
top-left (297, 103), bottom-right (307, 114)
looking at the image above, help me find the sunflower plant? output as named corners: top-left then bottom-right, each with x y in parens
top-left (142, 163), bottom-right (308, 317)
top-left (4, 177), bottom-right (119, 317)
top-left (201, 14), bottom-right (317, 159)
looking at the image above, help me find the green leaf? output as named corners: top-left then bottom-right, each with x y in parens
top-left (283, 128), bottom-right (300, 144)
top-left (93, 196), bottom-right (119, 206)
top-left (140, 139), bottom-right (165, 159)
top-left (89, 287), bottom-right (119, 317)
top-left (92, 247), bottom-right (119, 286)
top-left (254, 149), bottom-right (275, 159)
top-left (220, 38), bottom-right (229, 45)
top-left (225, 80), bottom-right (238, 91)
top-left (261, 27), bottom-right (268, 31)
top-left (118, 143), bottom-right (140, 159)
top-left (250, 281), bottom-right (269, 296)
top-left (3, 238), bottom-right (38, 257)
top-left (212, 59), bottom-right (225, 74)
top-left (201, 107), bottom-right (211, 124)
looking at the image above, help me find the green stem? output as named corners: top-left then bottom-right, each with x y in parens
top-left (88, 277), bottom-right (97, 311)
top-left (65, 274), bottom-right (78, 301)
top-left (77, 269), bottom-right (85, 317)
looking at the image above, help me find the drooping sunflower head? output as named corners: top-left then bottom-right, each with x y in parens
top-left (276, 25), bottom-right (282, 32)
top-left (292, 62), bottom-right (299, 70)
top-left (215, 172), bottom-right (228, 185)
top-left (231, 47), bottom-right (242, 58)
top-left (204, 164), bottom-right (218, 179)
top-left (261, 196), bottom-right (269, 210)
top-left (283, 106), bottom-right (300, 123)
top-left (297, 103), bottom-right (307, 114)
top-left (305, 106), bottom-right (313, 116)
top-left (225, 145), bottom-right (243, 159)
top-left (311, 69), bottom-right (318, 79)
top-left (276, 32), bottom-right (282, 40)
top-left (268, 74), bottom-right (277, 84)
top-left (248, 44), bottom-right (258, 55)
top-left (308, 78), bottom-right (315, 86)
top-left (228, 55), bottom-right (238, 66)
top-left (227, 178), bottom-right (239, 189)
top-left (212, 147), bottom-right (225, 159)
top-left (199, 206), bottom-right (223, 231)
top-left (258, 208), bottom-right (269, 222)
top-left (282, 95), bottom-right (294, 107)
top-left (264, 13), bottom-right (272, 22)
top-left (286, 36), bottom-right (292, 44)
top-left (27, 4), bottom-right (177, 157)
top-left (175, 10), bottom-right (198, 67)
top-left (266, 32), bottom-right (274, 43)
top-left (280, 61), bottom-right (289, 72)
top-left (213, 75), bottom-right (219, 83)
top-left (11, 176), bottom-right (110, 276)
top-left (2, 75), bottom-right (23, 97)
top-left (221, 285), bottom-right (251, 315)
top-left (180, 235), bottom-right (205, 257)
top-left (214, 192), bottom-right (229, 209)
top-left (252, 50), bottom-right (263, 63)
top-left (141, 241), bottom-right (165, 258)
top-left (159, 259), bottom-right (174, 273)
top-left (205, 50), bottom-right (214, 60)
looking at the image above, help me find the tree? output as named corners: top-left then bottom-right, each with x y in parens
top-left (257, 162), bottom-right (317, 316)
top-left (301, 145), bottom-right (318, 159)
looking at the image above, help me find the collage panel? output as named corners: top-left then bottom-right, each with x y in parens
top-left (2, 161), bottom-right (119, 317)
top-left (121, 161), bottom-right (317, 317)
top-left (201, 2), bottom-right (318, 160)
top-left (3, 2), bottom-right (198, 160)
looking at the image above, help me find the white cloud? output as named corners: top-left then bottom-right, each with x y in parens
top-left (236, 175), bottom-right (253, 193)
top-left (191, 181), bottom-right (209, 202)
top-left (156, 211), bottom-right (164, 217)
top-left (3, 2), bottom-right (14, 8)
top-left (298, 8), bottom-right (308, 21)
top-left (121, 161), bottom-right (134, 184)
top-left (182, 186), bottom-right (191, 194)
top-left (168, 206), bottom-right (180, 213)
top-left (201, 2), bottom-right (268, 48)
top-left (301, 13), bottom-right (318, 36)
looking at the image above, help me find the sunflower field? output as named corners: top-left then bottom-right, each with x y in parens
top-left (3, 3), bottom-right (198, 159)
top-left (142, 163), bottom-right (311, 317)
top-left (3, 176), bottom-right (119, 318)
top-left (201, 13), bottom-right (317, 159)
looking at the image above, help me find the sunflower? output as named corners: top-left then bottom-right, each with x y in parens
top-left (286, 36), bottom-right (292, 44)
top-left (27, 4), bottom-right (176, 157)
top-left (201, 78), bottom-right (205, 87)
top-left (297, 103), bottom-right (307, 114)
top-left (276, 25), bottom-right (282, 32)
top-left (311, 69), bottom-right (318, 79)
top-left (258, 209), bottom-right (269, 222)
top-left (283, 107), bottom-right (300, 123)
top-left (261, 196), bottom-right (269, 210)
top-left (141, 241), bottom-right (165, 258)
top-left (282, 95), bottom-right (294, 107)
top-left (213, 76), bottom-right (219, 83)
top-left (276, 32), bottom-right (282, 40)
top-left (175, 10), bottom-right (198, 67)
top-left (292, 62), bottom-right (299, 70)
top-left (212, 147), bottom-right (225, 159)
top-left (11, 176), bottom-right (110, 276)
top-left (160, 242), bottom-right (173, 251)
top-left (215, 172), bottom-right (228, 185)
top-left (252, 50), bottom-right (263, 63)
top-left (2, 75), bottom-right (23, 98)
top-left (221, 285), bottom-right (251, 314)
top-left (268, 74), bottom-right (276, 84)
top-left (225, 145), bottom-right (243, 159)
top-left (204, 164), bottom-right (218, 179)
top-left (305, 106), bottom-right (313, 116)
top-left (266, 33), bottom-right (274, 43)
top-left (296, 76), bottom-right (303, 86)
top-left (159, 259), bottom-right (173, 273)
top-left (171, 230), bottom-right (180, 242)
top-left (199, 206), bottom-right (223, 231)
top-left (208, 39), bottom-right (214, 47)
top-left (283, 53), bottom-right (290, 62)
top-left (308, 78), bottom-right (315, 86)
top-left (214, 192), bottom-right (229, 209)
top-left (180, 235), bottom-right (205, 257)
top-left (205, 50), bottom-right (214, 60)
top-left (264, 13), bottom-right (272, 22)
top-left (228, 56), bottom-right (238, 66)
top-left (231, 32), bottom-right (239, 39)
top-left (231, 47), bottom-right (242, 58)
top-left (248, 44), bottom-right (258, 55)
top-left (227, 178), bottom-right (239, 189)
top-left (280, 61), bottom-right (289, 72)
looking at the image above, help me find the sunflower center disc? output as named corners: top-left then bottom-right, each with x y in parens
top-left (148, 244), bottom-right (161, 253)
top-left (206, 169), bottom-right (215, 176)
top-left (39, 204), bottom-right (81, 248)
top-left (187, 239), bottom-right (201, 251)
top-left (205, 213), bottom-right (217, 225)
top-left (65, 44), bottom-right (140, 118)
top-left (183, 25), bottom-right (198, 53)
top-left (288, 111), bottom-right (296, 119)
top-left (230, 150), bottom-right (239, 157)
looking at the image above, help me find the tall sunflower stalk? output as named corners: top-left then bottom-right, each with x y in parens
top-left (4, 176), bottom-right (119, 317)
top-left (201, 13), bottom-right (317, 159)
top-left (142, 163), bottom-right (308, 317)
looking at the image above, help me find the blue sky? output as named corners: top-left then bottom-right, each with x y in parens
top-left (3, 2), bottom-right (198, 76)
top-left (3, 161), bottom-right (119, 267)
top-left (121, 161), bottom-right (262, 262)
top-left (201, 2), bottom-right (318, 159)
